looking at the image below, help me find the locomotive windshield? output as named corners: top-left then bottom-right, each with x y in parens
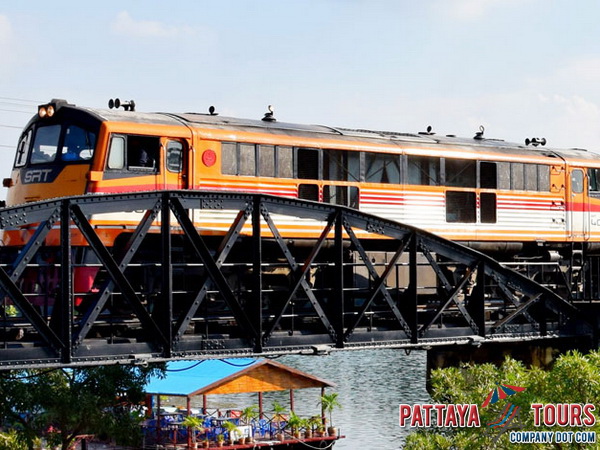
top-left (15, 123), bottom-right (97, 168)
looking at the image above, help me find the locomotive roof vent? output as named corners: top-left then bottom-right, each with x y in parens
top-left (418, 125), bottom-right (435, 135)
top-left (474, 125), bottom-right (485, 140)
top-left (208, 106), bottom-right (218, 116)
top-left (262, 105), bottom-right (276, 122)
top-left (108, 98), bottom-right (136, 112)
top-left (525, 137), bottom-right (546, 147)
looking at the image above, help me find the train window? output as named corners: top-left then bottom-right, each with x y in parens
top-left (297, 148), bottom-right (320, 180)
top-left (61, 125), bottom-right (96, 162)
top-left (445, 159), bottom-right (476, 188)
top-left (221, 142), bottom-right (237, 175)
top-left (407, 155), bottom-right (440, 186)
top-left (497, 162), bottom-right (510, 189)
top-left (324, 185), bottom-right (360, 208)
top-left (323, 150), bottom-right (360, 182)
top-left (14, 129), bottom-right (32, 168)
top-left (127, 136), bottom-right (159, 171)
top-left (166, 141), bottom-right (183, 173)
top-left (259, 145), bottom-right (275, 177)
top-left (524, 164), bottom-right (538, 191)
top-left (107, 136), bottom-right (125, 169)
top-left (511, 163), bottom-right (524, 190)
top-left (30, 124), bottom-right (61, 165)
top-left (239, 144), bottom-right (256, 176)
top-left (572, 169), bottom-right (584, 194)
top-left (277, 146), bottom-right (293, 178)
top-left (480, 193), bottom-right (497, 223)
top-left (446, 191), bottom-right (476, 223)
top-left (480, 162), bottom-right (497, 189)
top-left (365, 153), bottom-right (400, 184)
top-left (538, 165), bottom-right (550, 191)
top-left (589, 168), bottom-right (600, 192)
top-left (298, 184), bottom-right (319, 202)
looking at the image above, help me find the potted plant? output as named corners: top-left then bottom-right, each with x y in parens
top-left (286, 411), bottom-right (302, 439)
top-left (271, 401), bottom-right (287, 441)
top-left (181, 415), bottom-right (205, 449)
top-left (216, 433), bottom-right (225, 447)
top-left (306, 416), bottom-right (321, 438)
top-left (222, 420), bottom-right (241, 445)
top-left (201, 438), bottom-right (210, 449)
top-left (321, 392), bottom-right (341, 437)
top-left (240, 405), bottom-right (258, 442)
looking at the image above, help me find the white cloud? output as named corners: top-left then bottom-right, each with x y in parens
top-left (111, 11), bottom-right (195, 38)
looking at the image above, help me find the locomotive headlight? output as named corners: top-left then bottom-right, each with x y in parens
top-left (38, 106), bottom-right (47, 118)
top-left (46, 105), bottom-right (55, 117)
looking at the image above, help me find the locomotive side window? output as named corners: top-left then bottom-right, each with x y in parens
top-left (166, 141), bottom-right (183, 173)
top-left (239, 143), bottom-right (256, 176)
top-left (14, 129), bottom-right (32, 168)
top-left (31, 125), bottom-right (61, 164)
top-left (480, 162), bottom-right (497, 189)
top-left (221, 142), bottom-right (237, 175)
top-left (323, 150), bottom-right (360, 182)
top-left (538, 165), bottom-right (550, 191)
top-left (278, 146), bottom-right (293, 178)
top-left (446, 191), bottom-right (476, 223)
top-left (259, 145), bottom-right (275, 177)
top-left (511, 163), bottom-right (525, 190)
top-left (127, 136), bottom-right (159, 171)
top-left (480, 193), bottom-right (497, 223)
top-left (107, 136), bottom-right (125, 169)
top-left (445, 159), bottom-right (476, 188)
top-left (365, 153), bottom-right (400, 184)
top-left (297, 148), bottom-right (320, 180)
top-left (572, 169), bottom-right (584, 193)
top-left (298, 184), bottom-right (319, 201)
top-left (524, 164), bottom-right (538, 191)
top-left (324, 185), bottom-right (359, 208)
top-left (106, 135), bottom-right (159, 173)
top-left (407, 156), bottom-right (440, 186)
top-left (589, 168), bottom-right (600, 192)
top-left (497, 162), bottom-right (511, 189)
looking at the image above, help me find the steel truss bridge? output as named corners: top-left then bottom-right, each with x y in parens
top-left (0, 191), bottom-right (591, 369)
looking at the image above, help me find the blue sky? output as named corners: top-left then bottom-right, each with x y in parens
top-left (2, 0), bottom-right (600, 182)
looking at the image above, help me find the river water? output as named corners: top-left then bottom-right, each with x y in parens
top-left (278, 349), bottom-right (431, 450)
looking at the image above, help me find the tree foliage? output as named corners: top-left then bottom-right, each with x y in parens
top-left (405, 350), bottom-right (600, 450)
top-left (0, 363), bottom-right (165, 450)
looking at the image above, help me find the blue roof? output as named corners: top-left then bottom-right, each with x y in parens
top-left (145, 358), bottom-right (259, 396)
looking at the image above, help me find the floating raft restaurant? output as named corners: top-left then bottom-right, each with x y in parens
top-left (143, 358), bottom-right (343, 449)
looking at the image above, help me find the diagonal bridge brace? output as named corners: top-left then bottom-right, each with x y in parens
top-left (343, 222), bottom-right (413, 339)
top-left (169, 198), bottom-right (259, 343)
top-left (73, 202), bottom-right (161, 349)
top-left (70, 204), bottom-right (169, 350)
top-left (418, 260), bottom-right (481, 336)
top-left (172, 205), bottom-right (253, 343)
top-left (260, 205), bottom-right (338, 344)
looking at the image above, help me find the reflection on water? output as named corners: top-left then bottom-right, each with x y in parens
top-left (279, 349), bottom-right (431, 450)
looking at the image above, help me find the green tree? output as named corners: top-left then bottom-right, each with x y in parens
top-left (0, 363), bottom-right (165, 450)
top-left (405, 351), bottom-right (600, 450)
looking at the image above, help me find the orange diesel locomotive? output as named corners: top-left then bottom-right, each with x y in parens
top-left (4, 98), bottom-right (600, 301)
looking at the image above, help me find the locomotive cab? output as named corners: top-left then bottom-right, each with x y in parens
top-left (5, 100), bottom-right (100, 206)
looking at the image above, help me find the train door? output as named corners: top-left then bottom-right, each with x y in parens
top-left (569, 167), bottom-right (589, 240)
top-left (162, 138), bottom-right (188, 190)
